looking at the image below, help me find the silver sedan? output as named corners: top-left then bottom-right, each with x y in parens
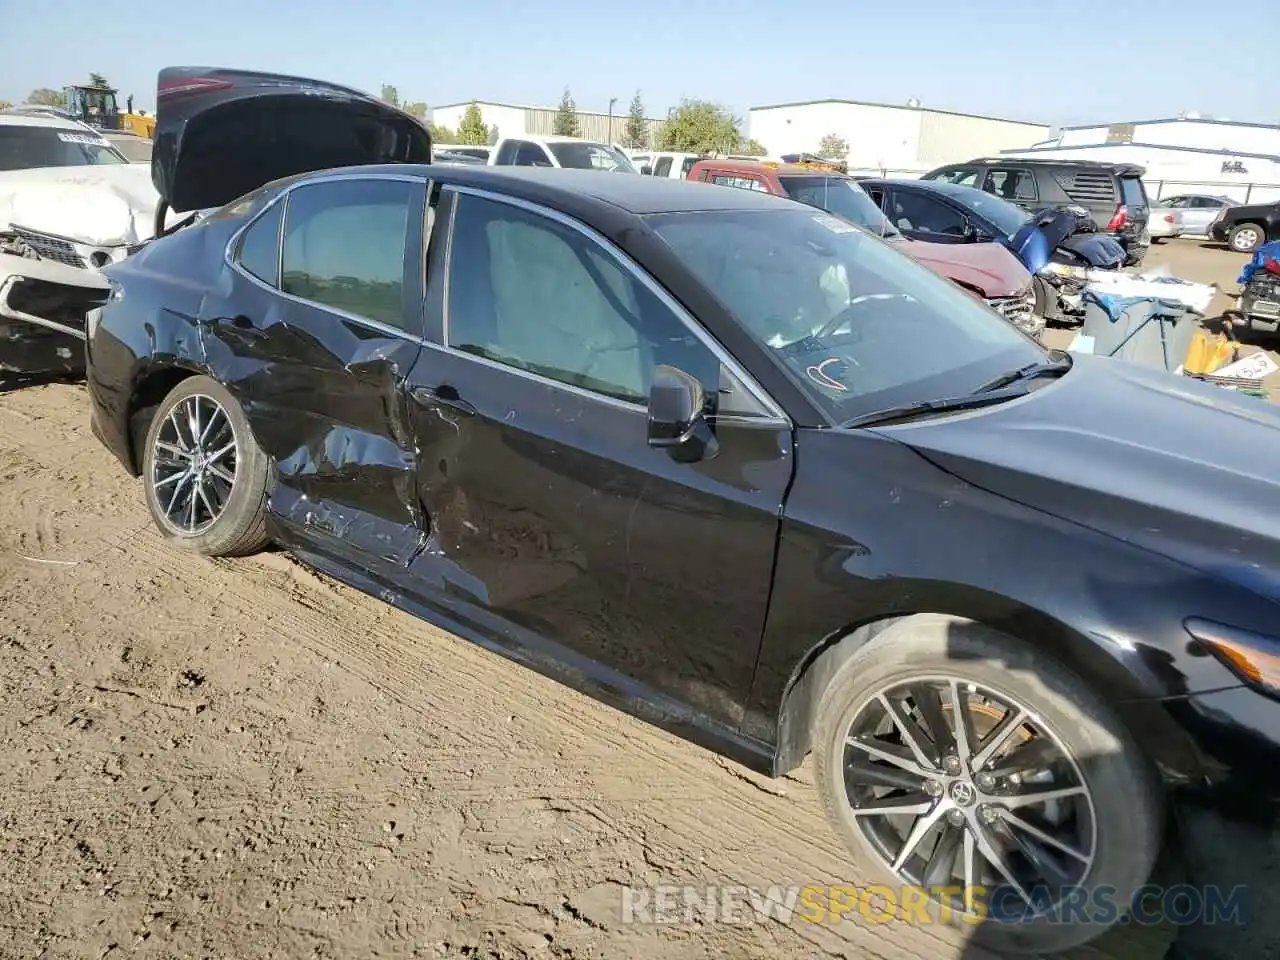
top-left (1153, 194), bottom-right (1236, 236)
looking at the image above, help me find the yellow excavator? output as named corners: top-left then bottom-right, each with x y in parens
top-left (63, 83), bottom-right (155, 139)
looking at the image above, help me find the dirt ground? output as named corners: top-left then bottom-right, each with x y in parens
top-left (0, 238), bottom-right (1264, 960)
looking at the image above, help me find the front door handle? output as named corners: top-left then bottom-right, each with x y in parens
top-left (410, 384), bottom-right (476, 417)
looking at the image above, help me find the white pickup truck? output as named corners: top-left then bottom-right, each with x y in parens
top-left (488, 135), bottom-right (637, 172)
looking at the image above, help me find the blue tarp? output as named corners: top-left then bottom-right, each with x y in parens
top-left (1239, 240), bottom-right (1280, 285)
top-left (1081, 290), bottom-right (1185, 323)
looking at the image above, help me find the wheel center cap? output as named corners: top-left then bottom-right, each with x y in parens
top-left (949, 780), bottom-right (977, 806)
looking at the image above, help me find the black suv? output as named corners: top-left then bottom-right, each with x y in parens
top-left (922, 158), bottom-right (1151, 266)
top-left (1208, 200), bottom-right (1280, 253)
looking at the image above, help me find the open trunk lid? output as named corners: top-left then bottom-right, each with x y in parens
top-left (152, 66), bottom-right (432, 213)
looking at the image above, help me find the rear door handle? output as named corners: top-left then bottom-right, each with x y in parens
top-left (410, 384), bottom-right (476, 417)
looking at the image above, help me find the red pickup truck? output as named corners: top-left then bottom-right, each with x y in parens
top-left (686, 159), bottom-right (1042, 339)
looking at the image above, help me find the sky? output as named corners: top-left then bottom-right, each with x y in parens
top-left (2, 0), bottom-right (1273, 132)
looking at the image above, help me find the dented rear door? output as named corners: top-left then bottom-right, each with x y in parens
top-left (199, 173), bottom-right (428, 564)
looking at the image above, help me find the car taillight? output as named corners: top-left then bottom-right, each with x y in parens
top-left (1107, 204), bottom-right (1128, 231)
top-left (1163, 214), bottom-right (1175, 224)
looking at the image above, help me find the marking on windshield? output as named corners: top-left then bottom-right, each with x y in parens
top-left (56, 132), bottom-right (108, 146)
top-left (806, 358), bottom-right (849, 391)
top-left (812, 213), bottom-right (858, 234)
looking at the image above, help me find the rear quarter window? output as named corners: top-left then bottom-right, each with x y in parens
top-left (1052, 169), bottom-right (1116, 204)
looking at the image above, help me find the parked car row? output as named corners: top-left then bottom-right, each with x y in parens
top-left (4, 69), bottom-right (1280, 960)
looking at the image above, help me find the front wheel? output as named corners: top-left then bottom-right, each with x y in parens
top-left (812, 616), bottom-right (1162, 955)
top-left (141, 375), bottom-right (271, 556)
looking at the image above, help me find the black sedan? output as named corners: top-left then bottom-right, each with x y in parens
top-left (71, 68), bottom-right (1280, 956)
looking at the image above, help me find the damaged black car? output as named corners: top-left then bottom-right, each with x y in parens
top-left (45, 66), bottom-right (1280, 957)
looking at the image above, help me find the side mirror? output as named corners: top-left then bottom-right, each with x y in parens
top-left (647, 365), bottom-right (718, 463)
top-left (640, 164), bottom-right (653, 176)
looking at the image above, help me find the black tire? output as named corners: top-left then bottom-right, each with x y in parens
top-left (812, 614), bottom-right (1162, 956)
top-left (140, 375), bottom-right (271, 557)
top-left (1229, 223), bottom-right (1264, 254)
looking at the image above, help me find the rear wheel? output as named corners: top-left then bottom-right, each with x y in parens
top-left (141, 375), bottom-right (271, 556)
top-left (1229, 223), bottom-right (1264, 253)
top-left (813, 615), bottom-right (1162, 955)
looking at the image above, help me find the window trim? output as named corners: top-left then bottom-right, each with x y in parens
top-left (436, 185), bottom-right (788, 423)
top-left (224, 172), bottom-right (428, 344)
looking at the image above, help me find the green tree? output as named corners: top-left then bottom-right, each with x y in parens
top-left (380, 84), bottom-right (400, 108)
top-left (553, 87), bottom-right (580, 137)
top-left (429, 124), bottom-right (457, 143)
top-left (457, 102), bottom-right (490, 145)
top-left (27, 88), bottom-right (67, 109)
top-left (741, 138), bottom-right (768, 156)
top-left (818, 133), bottom-right (848, 159)
top-left (88, 73), bottom-right (111, 89)
top-left (402, 101), bottom-right (427, 121)
top-left (623, 90), bottom-right (648, 149)
top-left (658, 99), bottom-right (741, 153)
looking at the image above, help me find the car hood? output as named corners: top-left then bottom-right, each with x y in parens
top-left (0, 164), bottom-right (181, 247)
top-left (153, 66), bottom-right (432, 212)
top-left (1006, 208), bottom-right (1125, 273)
top-left (877, 354), bottom-right (1280, 601)
top-left (897, 238), bottom-right (1031, 298)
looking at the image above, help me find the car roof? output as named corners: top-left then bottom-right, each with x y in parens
top-left (691, 158), bottom-right (844, 177)
top-left (507, 134), bottom-right (615, 146)
top-left (299, 163), bottom-right (799, 215)
top-left (865, 178), bottom-right (982, 200)
top-left (0, 112), bottom-right (95, 133)
top-left (952, 156), bottom-right (1145, 176)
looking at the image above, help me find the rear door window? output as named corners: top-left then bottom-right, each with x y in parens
top-left (280, 178), bottom-right (416, 330)
top-left (983, 168), bottom-right (1038, 203)
top-left (891, 192), bottom-right (968, 236)
top-left (931, 167), bottom-right (981, 187)
top-left (653, 156), bottom-right (673, 178)
top-left (679, 157), bottom-right (698, 178)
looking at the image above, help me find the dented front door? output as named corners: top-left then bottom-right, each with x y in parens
top-left (199, 174), bottom-right (428, 564)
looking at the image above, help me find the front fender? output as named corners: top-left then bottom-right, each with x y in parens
top-left (744, 428), bottom-right (1254, 780)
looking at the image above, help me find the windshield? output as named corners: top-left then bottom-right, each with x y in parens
top-left (547, 141), bottom-right (637, 173)
top-left (649, 208), bottom-right (1044, 421)
top-left (778, 176), bottom-right (900, 238)
top-left (961, 189), bottom-right (1032, 238)
top-left (0, 126), bottom-right (127, 170)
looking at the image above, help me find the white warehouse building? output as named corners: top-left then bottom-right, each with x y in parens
top-left (747, 99), bottom-right (1049, 176)
top-left (429, 100), bottom-right (665, 149)
top-left (1000, 117), bottom-right (1280, 204)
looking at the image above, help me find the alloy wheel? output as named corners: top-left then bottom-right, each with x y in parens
top-left (150, 394), bottom-right (238, 535)
top-left (842, 676), bottom-right (1097, 917)
top-left (1232, 227), bottom-right (1260, 251)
